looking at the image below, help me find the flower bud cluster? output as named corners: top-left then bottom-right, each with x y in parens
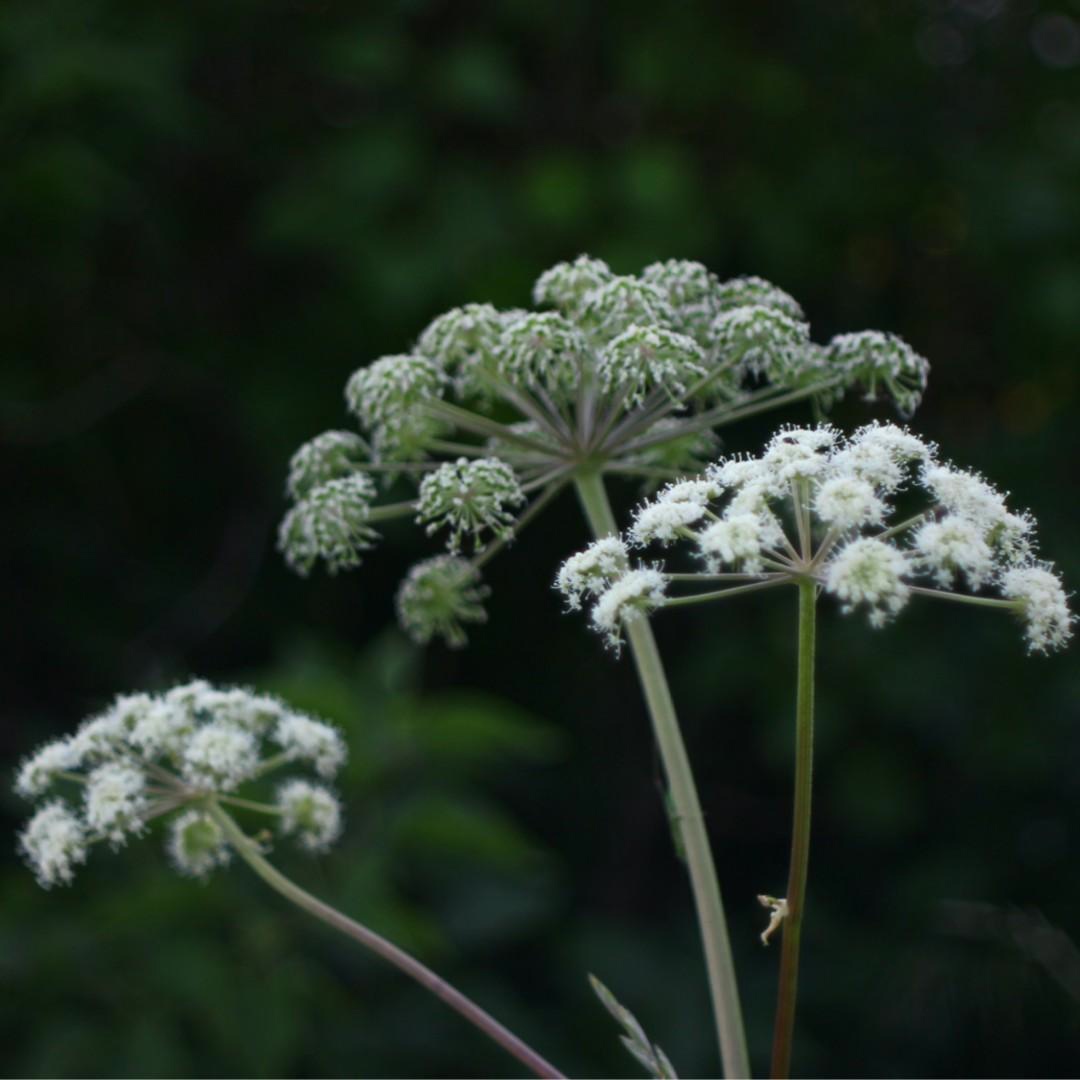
top-left (559, 422), bottom-right (1072, 651)
top-left (15, 681), bottom-right (347, 888)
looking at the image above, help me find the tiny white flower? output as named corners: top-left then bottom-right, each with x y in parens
top-left (629, 499), bottom-right (708, 546)
top-left (128, 700), bottom-right (192, 759)
top-left (698, 513), bottom-right (769, 572)
top-left (276, 779), bottom-right (343, 853)
top-left (555, 537), bottom-right (629, 610)
top-left (18, 800), bottom-right (88, 888)
top-left (913, 516), bottom-right (994, 589)
top-left (168, 810), bottom-right (231, 879)
top-left (762, 426), bottom-right (836, 485)
top-left (84, 762), bottom-right (148, 847)
top-left (830, 422), bottom-right (933, 492)
top-left (825, 538), bottom-right (911, 627)
top-left (656, 478), bottom-right (722, 506)
top-left (813, 476), bottom-right (885, 530)
top-left (15, 738), bottom-right (82, 799)
top-left (1001, 566), bottom-right (1074, 654)
top-left (182, 722), bottom-right (260, 792)
top-left (273, 713), bottom-right (346, 779)
top-left (591, 568), bottom-right (667, 648)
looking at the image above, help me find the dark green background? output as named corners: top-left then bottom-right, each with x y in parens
top-left (3, 2), bottom-right (1079, 1076)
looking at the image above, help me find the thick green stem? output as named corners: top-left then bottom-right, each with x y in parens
top-left (207, 804), bottom-right (565, 1080)
top-left (573, 470), bottom-right (750, 1079)
top-left (769, 579), bottom-right (817, 1078)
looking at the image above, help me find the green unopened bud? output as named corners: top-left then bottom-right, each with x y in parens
top-left (396, 556), bottom-right (490, 648)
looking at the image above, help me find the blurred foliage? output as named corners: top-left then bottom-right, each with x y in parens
top-left (2, 0), bottom-right (1078, 1076)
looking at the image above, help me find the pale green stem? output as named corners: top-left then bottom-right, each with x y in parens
top-left (770, 578), bottom-right (817, 1078)
top-left (874, 510), bottom-right (932, 542)
top-left (620, 378), bottom-right (844, 455)
top-left (253, 751), bottom-right (293, 778)
top-left (908, 585), bottom-right (1018, 611)
top-left (666, 572), bottom-right (787, 583)
top-left (664, 579), bottom-right (791, 608)
top-left (217, 795), bottom-right (283, 815)
top-left (425, 400), bottom-right (556, 454)
top-left (573, 469), bottom-right (750, 1079)
top-left (206, 803), bottom-right (565, 1079)
top-left (367, 501), bottom-right (418, 523)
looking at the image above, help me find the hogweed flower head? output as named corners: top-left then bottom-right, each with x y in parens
top-left (283, 255), bottom-right (933, 646)
top-left (559, 421), bottom-right (1072, 653)
top-left (15, 681), bottom-right (346, 887)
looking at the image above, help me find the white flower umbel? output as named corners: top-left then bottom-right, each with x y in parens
top-left (561, 421), bottom-right (1072, 652)
top-left (16, 686), bottom-right (566, 1078)
top-left (563, 421), bottom-right (1071, 1078)
top-left (276, 779), bottom-right (343, 853)
top-left (14, 682), bottom-right (348, 887)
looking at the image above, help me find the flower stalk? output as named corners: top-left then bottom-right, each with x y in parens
top-left (208, 803), bottom-right (565, 1080)
top-left (770, 577), bottom-right (817, 1079)
top-left (574, 468), bottom-right (750, 1079)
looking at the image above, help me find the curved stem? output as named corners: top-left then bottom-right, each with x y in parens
top-left (207, 804), bottom-right (565, 1080)
top-left (573, 470), bottom-right (750, 1079)
top-left (769, 578), bottom-right (818, 1078)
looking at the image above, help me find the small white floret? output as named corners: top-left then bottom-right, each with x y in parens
top-left (814, 477), bottom-right (885, 531)
top-left (629, 498), bottom-right (708, 546)
top-left (913, 516), bottom-right (994, 589)
top-left (1001, 565), bottom-right (1073, 654)
top-left (276, 779), bottom-right (343, 853)
top-left (15, 738), bottom-right (82, 799)
top-left (84, 762), bottom-right (148, 847)
top-left (18, 800), bottom-right (88, 888)
top-left (698, 513), bottom-right (769, 571)
top-left (824, 538), bottom-right (911, 627)
top-left (273, 713), bottom-right (346, 779)
top-left (555, 537), bottom-right (629, 610)
top-left (181, 723), bottom-right (260, 792)
top-left (590, 568), bottom-right (667, 648)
